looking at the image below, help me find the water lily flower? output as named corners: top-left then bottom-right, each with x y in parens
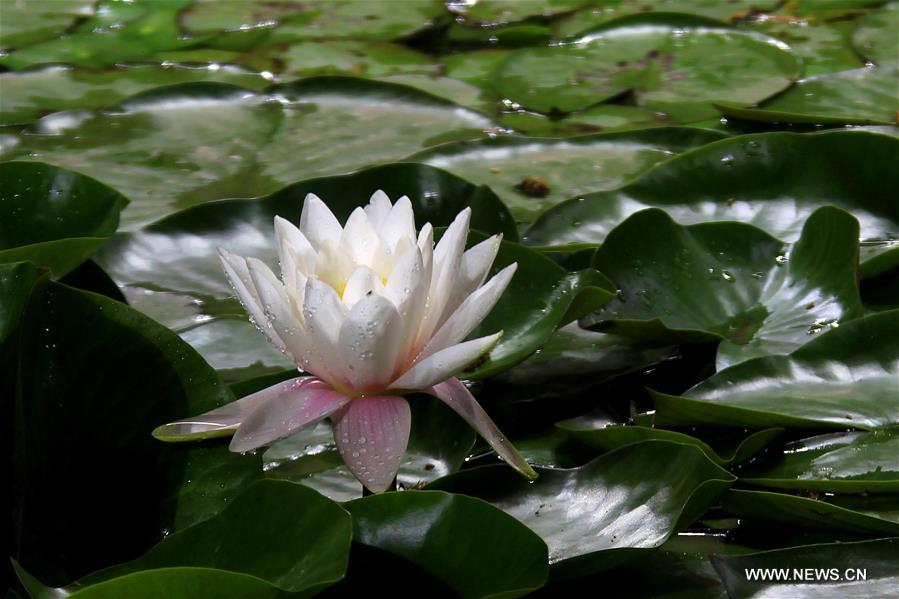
top-left (154, 191), bottom-right (537, 492)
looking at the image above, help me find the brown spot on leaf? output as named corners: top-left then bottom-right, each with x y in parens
top-left (515, 176), bottom-right (550, 198)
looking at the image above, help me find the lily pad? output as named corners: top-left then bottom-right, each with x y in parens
top-left (495, 17), bottom-right (800, 116)
top-left (429, 440), bottom-right (735, 578)
top-left (0, 64), bottom-right (273, 126)
top-left (557, 411), bottom-right (783, 466)
top-left (851, 1), bottom-right (899, 65)
top-left (443, 49), bottom-right (514, 90)
top-left (4, 78), bottom-right (498, 230)
top-left (409, 127), bottom-right (726, 222)
top-left (0, 162), bottom-right (128, 276)
top-left (500, 105), bottom-right (678, 137)
top-left (451, 0), bottom-right (585, 26)
top-left (375, 74), bottom-right (496, 113)
top-left (653, 310), bottom-right (899, 430)
top-left (583, 206), bottom-right (863, 369)
top-left (720, 489), bottom-right (899, 536)
top-left (712, 538), bottom-right (899, 599)
top-left (10, 279), bottom-right (262, 585)
top-left (276, 40), bottom-right (437, 78)
top-left (523, 131), bottom-right (899, 277)
top-left (264, 396), bottom-right (476, 502)
top-left (346, 491), bottom-right (549, 598)
top-left (0, 0), bottom-right (94, 50)
top-left (718, 67), bottom-right (899, 126)
top-left (740, 430), bottom-right (899, 493)
top-left (748, 18), bottom-right (865, 76)
top-left (15, 480), bottom-right (352, 598)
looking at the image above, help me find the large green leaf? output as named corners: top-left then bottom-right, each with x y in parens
top-left (346, 491), bottom-right (549, 598)
top-left (0, 64), bottom-right (273, 126)
top-left (409, 127), bottom-right (726, 223)
top-left (10, 279), bottom-right (261, 585)
top-left (93, 163), bottom-right (528, 380)
top-left (583, 206), bottom-right (863, 368)
top-left (851, 1), bottom-right (898, 65)
top-left (720, 490), bottom-right (899, 536)
top-left (0, 0), bottom-right (94, 49)
top-left (718, 67), bottom-right (899, 126)
top-left (274, 40), bottom-right (437, 78)
top-left (740, 430), bottom-right (899, 493)
top-left (3, 78), bottom-right (498, 230)
top-left (0, 162), bottom-right (127, 276)
top-left (748, 18), bottom-right (865, 76)
top-left (429, 440), bottom-right (735, 578)
top-left (653, 310), bottom-right (899, 430)
top-left (15, 480), bottom-right (352, 598)
top-left (264, 396), bottom-right (475, 502)
top-left (523, 131), bottom-right (899, 277)
top-left (495, 16), bottom-right (799, 117)
top-left (712, 538), bottom-right (899, 599)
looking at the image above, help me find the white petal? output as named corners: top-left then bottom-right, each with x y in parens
top-left (390, 332), bottom-right (501, 391)
top-left (152, 376), bottom-right (314, 441)
top-left (417, 222), bottom-right (434, 275)
top-left (380, 195), bottom-right (416, 250)
top-left (303, 278), bottom-right (349, 388)
top-left (340, 206), bottom-right (384, 265)
top-left (426, 378), bottom-right (536, 479)
top-left (383, 247), bottom-right (429, 366)
top-left (230, 379), bottom-right (350, 452)
top-left (337, 294), bottom-right (402, 390)
top-left (274, 215), bottom-right (316, 274)
top-left (300, 193), bottom-right (342, 250)
top-left (342, 265), bottom-right (385, 308)
top-left (419, 263), bottom-right (516, 360)
top-left (364, 190), bottom-right (393, 229)
top-left (314, 239), bottom-right (355, 292)
top-left (443, 234), bottom-right (503, 319)
top-left (332, 395), bottom-right (411, 493)
top-left (218, 248), bottom-right (286, 353)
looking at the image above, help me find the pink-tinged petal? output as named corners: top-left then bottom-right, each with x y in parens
top-left (337, 294), bottom-right (402, 390)
top-left (230, 379), bottom-right (350, 452)
top-left (426, 378), bottom-right (537, 480)
top-left (218, 248), bottom-right (286, 354)
top-left (300, 193), bottom-right (342, 250)
top-left (364, 190), bottom-right (392, 229)
top-left (332, 395), bottom-right (411, 493)
top-left (152, 376), bottom-right (313, 441)
top-left (420, 263), bottom-right (517, 360)
top-left (390, 332), bottom-right (502, 391)
top-left (442, 234), bottom-right (503, 320)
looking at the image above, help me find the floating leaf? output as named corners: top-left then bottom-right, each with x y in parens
top-left (346, 491), bottom-right (549, 598)
top-left (653, 310), bottom-right (899, 430)
top-left (851, 1), bottom-right (899, 65)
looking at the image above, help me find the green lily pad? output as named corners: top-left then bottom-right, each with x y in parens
top-left (720, 489), bottom-right (899, 536)
top-left (429, 440), bottom-right (735, 578)
top-left (15, 480), bottom-right (352, 598)
top-left (851, 1), bottom-right (899, 65)
top-left (409, 127), bottom-right (726, 223)
top-left (584, 206), bottom-right (863, 368)
top-left (0, 262), bottom-right (40, 346)
top-left (10, 279), bottom-right (262, 585)
top-left (276, 40), bottom-right (437, 78)
top-left (553, 1), bottom-right (781, 37)
top-left (0, 2), bottom-right (199, 70)
top-left (557, 411), bottom-right (783, 466)
top-left (523, 131), bottom-right (899, 277)
top-left (749, 17), bottom-right (865, 76)
top-left (500, 105), bottom-right (678, 137)
top-left (712, 538), bottom-right (899, 599)
top-left (495, 17), bottom-right (799, 116)
top-left (653, 310), bottom-right (899, 430)
top-left (443, 49), bottom-right (514, 90)
top-left (375, 74), bottom-right (496, 113)
top-left (740, 430), bottom-right (899, 493)
top-left (718, 67), bottom-right (899, 126)
top-left (446, 22), bottom-right (553, 47)
top-left (451, 0), bottom-right (585, 26)
top-left (264, 396), bottom-right (475, 502)
top-left (3, 78), bottom-right (498, 230)
top-left (346, 491), bottom-right (549, 598)
top-left (0, 0), bottom-right (94, 50)
top-left (0, 64), bottom-right (273, 126)
top-left (182, 0), bottom-right (446, 42)
top-left (0, 162), bottom-right (128, 276)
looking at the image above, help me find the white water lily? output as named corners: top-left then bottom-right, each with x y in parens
top-left (155, 191), bottom-right (537, 492)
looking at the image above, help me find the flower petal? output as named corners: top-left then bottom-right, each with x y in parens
top-left (152, 376), bottom-right (313, 441)
top-left (332, 395), bottom-right (411, 493)
top-left (380, 195), bottom-right (416, 251)
top-left (390, 332), bottom-right (501, 391)
top-left (218, 248), bottom-right (286, 354)
top-left (383, 247), bottom-right (429, 365)
top-left (426, 378), bottom-right (537, 480)
top-left (443, 234), bottom-right (503, 321)
top-left (364, 190), bottom-right (392, 229)
top-left (303, 277), bottom-right (349, 387)
top-left (420, 263), bottom-right (517, 360)
top-left (337, 294), bottom-right (402, 390)
top-left (341, 206), bottom-right (384, 266)
top-left (300, 193), bottom-right (342, 250)
top-left (230, 379), bottom-right (350, 452)
top-left (274, 215), bottom-right (316, 275)
top-left (342, 264), bottom-right (385, 308)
